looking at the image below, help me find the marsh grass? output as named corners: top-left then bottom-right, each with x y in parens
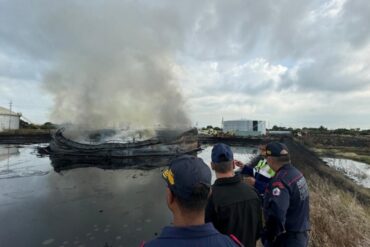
top-left (308, 175), bottom-right (370, 247)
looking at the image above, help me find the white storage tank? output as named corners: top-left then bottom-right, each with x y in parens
top-left (223, 119), bottom-right (266, 136)
top-left (0, 106), bottom-right (21, 131)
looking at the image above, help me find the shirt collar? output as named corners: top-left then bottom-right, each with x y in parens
top-left (214, 174), bottom-right (241, 185)
top-left (158, 223), bottom-right (219, 239)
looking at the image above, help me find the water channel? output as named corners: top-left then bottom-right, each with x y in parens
top-left (322, 157), bottom-right (370, 188)
top-left (0, 144), bottom-right (256, 247)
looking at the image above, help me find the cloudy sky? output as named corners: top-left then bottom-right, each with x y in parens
top-left (0, 0), bottom-right (369, 129)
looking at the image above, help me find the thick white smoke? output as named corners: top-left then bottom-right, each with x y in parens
top-left (38, 1), bottom-right (195, 129)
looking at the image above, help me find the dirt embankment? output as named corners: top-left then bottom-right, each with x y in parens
top-left (301, 133), bottom-right (370, 148)
top-left (0, 130), bottom-right (52, 144)
top-left (300, 134), bottom-right (370, 165)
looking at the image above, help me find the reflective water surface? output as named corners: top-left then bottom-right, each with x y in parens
top-left (0, 144), bottom-right (256, 247)
top-left (323, 157), bottom-right (370, 188)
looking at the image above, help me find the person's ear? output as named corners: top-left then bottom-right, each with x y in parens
top-left (232, 160), bottom-right (236, 169)
top-left (166, 187), bottom-right (175, 207)
top-left (211, 162), bottom-right (215, 170)
top-left (208, 188), bottom-right (212, 198)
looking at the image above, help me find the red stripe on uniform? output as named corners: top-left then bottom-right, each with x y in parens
top-left (272, 181), bottom-right (285, 189)
top-left (229, 234), bottom-right (244, 247)
top-left (288, 174), bottom-right (303, 185)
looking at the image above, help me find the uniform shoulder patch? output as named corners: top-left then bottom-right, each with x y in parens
top-left (272, 187), bottom-right (281, 196)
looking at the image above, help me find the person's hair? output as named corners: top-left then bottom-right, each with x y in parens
top-left (213, 154), bottom-right (233, 173)
top-left (213, 160), bottom-right (233, 173)
top-left (173, 183), bottom-right (210, 212)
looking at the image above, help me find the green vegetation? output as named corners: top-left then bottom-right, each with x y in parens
top-left (201, 125), bottom-right (222, 131)
top-left (20, 120), bottom-right (57, 130)
top-left (271, 125), bottom-right (370, 136)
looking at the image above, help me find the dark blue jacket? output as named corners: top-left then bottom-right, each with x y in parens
top-left (143, 223), bottom-right (240, 247)
top-left (263, 164), bottom-right (310, 241)
top-left (241, 165), bottom-right (270, 195)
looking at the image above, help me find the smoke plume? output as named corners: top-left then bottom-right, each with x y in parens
top-left (38, 1), bottom-right (193, 129)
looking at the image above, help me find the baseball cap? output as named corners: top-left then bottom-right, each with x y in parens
top-left (211, 143), bottom-right (234, 163)
top-left (266, 142), bottom-right (289, 157)
top-left (162, 155), bottom-right (211, 199)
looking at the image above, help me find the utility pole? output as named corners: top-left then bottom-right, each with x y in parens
top-left (8, 100), bottom-right (12, 131)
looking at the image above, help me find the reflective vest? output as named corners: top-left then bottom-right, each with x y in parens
top-left (254, 159), bottom-right (275, 178)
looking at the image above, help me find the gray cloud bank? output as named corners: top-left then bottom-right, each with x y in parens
top-left (0, 0), bottom-right (370, 128)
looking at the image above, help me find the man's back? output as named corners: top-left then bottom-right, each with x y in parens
top-left (143, 223), bottom-right (240, 247)
top-left (264, 164), bottom-right (310, 233)
top-left (206, 174), bottom-right (262, 247)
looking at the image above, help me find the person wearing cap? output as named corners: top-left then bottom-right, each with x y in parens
top-left (205, 143), bottom-right (263, 247)
top-left (142, 155), bottom-right (242, 247)
top-left (262, 142), bottom-right (310, 247)
top-left (235, 144), bottom-right (275, 196)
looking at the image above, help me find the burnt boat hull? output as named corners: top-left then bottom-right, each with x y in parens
top-left (40, 128), bottom-right (200, 171)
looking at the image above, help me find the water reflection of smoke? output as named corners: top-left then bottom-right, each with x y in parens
top-left (0, 144), bottom-right (49, 179)
top-left (323, 157), bottom-right (370, 188)
top-left (0, 145), bottom-right (20, 161)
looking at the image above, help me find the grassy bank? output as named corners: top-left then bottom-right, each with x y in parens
top-left (309, 174), bottom-right (370, 246)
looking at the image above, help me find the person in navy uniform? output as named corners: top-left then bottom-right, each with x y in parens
top-left (262, 142), bottom-right (310, 247)
top-left (235, 144), bottom-right (275, 196)
top-left (142, 155), bottom-right (242, 247)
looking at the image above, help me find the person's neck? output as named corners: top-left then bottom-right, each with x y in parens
top-left (271, 163), bottom-right (285, 172)
top-left (215, 170), bottom-right (234, 179)
top-left (172, 210), bottom-right (205, 227)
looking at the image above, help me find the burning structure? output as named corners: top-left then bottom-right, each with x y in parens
top-left (39, 128), bottom-right (199, 171)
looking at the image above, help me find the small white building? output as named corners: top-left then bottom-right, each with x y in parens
top-left (0, 106), bottom-right (21, 131)
top-left (223, 119), bottom-right (266, 136)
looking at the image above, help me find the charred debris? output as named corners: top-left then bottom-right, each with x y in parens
top-left (38, 128), bottom-right (199, 171)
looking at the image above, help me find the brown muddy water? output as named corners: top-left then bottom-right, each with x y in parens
top-left (0, 144), bottom-right (256, 247)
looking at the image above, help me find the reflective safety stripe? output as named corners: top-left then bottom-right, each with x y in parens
top-left (256, 159), bottom-right (276, 178)
top-left (255, 160), bottom-right (267, 171)
top-left (268, 167), bottom-right (275, 177)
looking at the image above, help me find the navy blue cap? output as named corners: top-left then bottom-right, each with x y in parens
top-left (162, 155), bottom-right (211, 199)
top-left (266, 142), bottom-right (289, 157)
top-left (211, 143), bottom-right (234, 163)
